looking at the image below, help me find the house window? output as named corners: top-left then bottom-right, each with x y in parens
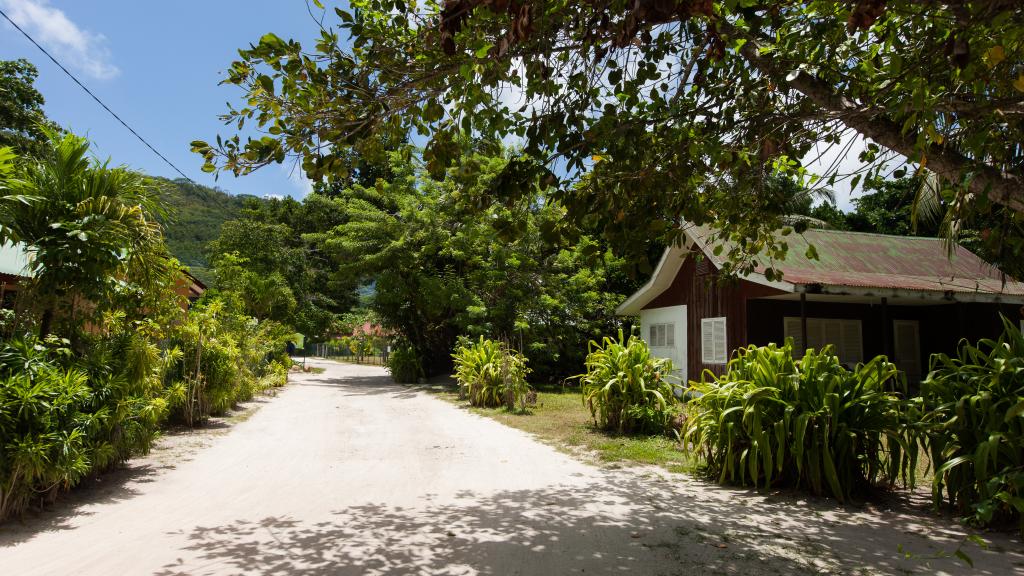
top-left (701, 317), bottom-right (727, 364)
top-left (783, 317), bottom-right (863, 365)
top-left (648, 323), bottom-right (675, 348)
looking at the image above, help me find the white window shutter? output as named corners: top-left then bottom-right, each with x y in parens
top-left (666, 323), bottom-right (675, 347)
top-left (701, 319), bottom-right (714, 364)
top-left (649, 325), bottom-right (657, 346)
top-left (702, 317), bottom-right (727, 364)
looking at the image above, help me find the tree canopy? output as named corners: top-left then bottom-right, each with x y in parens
top-left (194, 1), bottom-right (1024, 272)
top-left (0, 59), bottom-right (56, 158)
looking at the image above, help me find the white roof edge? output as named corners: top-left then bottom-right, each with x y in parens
top-left (615, 243), bottom-right (689, 315)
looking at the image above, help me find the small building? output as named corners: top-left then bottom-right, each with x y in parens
top-left (617, 225), bottom-right (1024, 384)
top-left (0, 241), bottom-right (205, 312)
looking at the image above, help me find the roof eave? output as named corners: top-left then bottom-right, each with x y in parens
top-left (615, 243), bottom-right (690, 315)
top-left (793, 283), bottom-right (1024, 305)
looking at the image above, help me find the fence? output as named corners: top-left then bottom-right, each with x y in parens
top-left (303, 342), bottom-right (389, 366)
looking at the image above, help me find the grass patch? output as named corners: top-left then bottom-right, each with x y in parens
top-left (426, 381), bottom-right (692, 473)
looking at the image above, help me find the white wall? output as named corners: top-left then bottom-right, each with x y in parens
top-left (639, 305), bottom-right (687, 384)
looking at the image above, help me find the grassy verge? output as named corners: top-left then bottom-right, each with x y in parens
top-left (425, 381), bottom-right (692, 474)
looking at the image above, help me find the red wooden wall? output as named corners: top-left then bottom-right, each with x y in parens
top-left (644, 256), bottom-right (784, 381)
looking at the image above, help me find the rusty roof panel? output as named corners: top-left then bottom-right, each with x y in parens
top-left (694, 226), bottom-right (1024, 297)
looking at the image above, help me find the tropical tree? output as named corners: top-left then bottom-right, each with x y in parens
top-left (312, 143), bottom-right (635, 378)
top-left (207, 198), bottom-right (359, 338)
top-left (194, 1), bottom-right (1024, 272)
top-left (0, 59), bottom-right (56, 158)
top-left (0, 130), bottom-right (170, 338)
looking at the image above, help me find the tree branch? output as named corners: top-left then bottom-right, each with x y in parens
top-left (722, 21), bottom-right (1024, 213)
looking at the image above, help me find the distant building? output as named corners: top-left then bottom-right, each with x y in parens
top-left (0, 241), bottom-right (205, 312)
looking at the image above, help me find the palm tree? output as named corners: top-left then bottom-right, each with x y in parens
top-left (0, 129), bottom-right (169, 337)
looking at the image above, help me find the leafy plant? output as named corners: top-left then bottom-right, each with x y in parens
top-left (576, 329), bottom-right (677, 434)
top-left (452, 336), bottom-right (531, 410)
top-left (0, 332), bottom-right (170, 521)
top-left (682, 342), bottom-right (917, 503)
top-left (920, 316), bottom-right (1024, 533)
top-left (387, 343), bottom-right (422, 384)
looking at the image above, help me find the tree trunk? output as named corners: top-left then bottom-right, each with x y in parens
top-left (39, 307), bottom-right (54, 338)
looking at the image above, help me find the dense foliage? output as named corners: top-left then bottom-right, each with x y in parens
top-left (1, 129), bottom-right (170, 339)
top-left (0, 131), bottom-right (292, 520)
top-left (308, 145), bottom-right (636, 379)
top-left (196, 1), bottom-right (1024, 274)
top-left (155, 177), bottom-right (248, 285)
top-left (207, 195), bottom-right (359, 340)
top-left (0, 328), bottom-right (175, 520)
top-left (921, 318), bottom-right (1024, 533)
top-left (453, 336), bottom-right (531, 410)
top-left (577, 330), bottom-right (678, 435)
top-left (682, 343), bottom-right (917, 503)
top-left (387, 342), bottom-right (423, 384)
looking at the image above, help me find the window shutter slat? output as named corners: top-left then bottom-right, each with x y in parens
top-left (701, 319), bottom-right (713, 363)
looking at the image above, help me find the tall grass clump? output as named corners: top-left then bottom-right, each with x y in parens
top-left (920, 316), bottom-right (1024, 533)
top-left (682, 342), bottom-right (917, 503)
top-left (576, 329), bottom-right (678, 434)
top-left (452, 336), bottom-right (531, 410)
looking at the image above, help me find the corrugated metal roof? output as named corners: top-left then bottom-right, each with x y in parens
top-left (695, 226), bottom-right (1024, 297)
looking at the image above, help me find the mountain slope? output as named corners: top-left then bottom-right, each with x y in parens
top-left (153, 177), bottom-right (255, 285)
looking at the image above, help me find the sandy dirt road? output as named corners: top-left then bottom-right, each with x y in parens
top-left (1, 358), bottom-right (1021, 575)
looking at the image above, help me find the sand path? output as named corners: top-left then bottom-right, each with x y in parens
top-left (1, 358), bottom-right (1020, 575)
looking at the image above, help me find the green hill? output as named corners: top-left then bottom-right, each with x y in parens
top-left (153, 177), bottom-right (256, 285)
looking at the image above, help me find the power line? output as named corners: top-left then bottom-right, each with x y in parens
top-left (0, 7), bottom-right (195, 183)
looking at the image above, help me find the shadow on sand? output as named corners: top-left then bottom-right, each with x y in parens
top-left (153, 473), bottom-right (1023, 576)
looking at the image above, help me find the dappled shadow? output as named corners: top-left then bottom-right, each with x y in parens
top-left (292, 365), bottom-right (422, 400)
top-left (155, 472), bottom-right (1023, 575)
top-left (0, 464), bottom-right (162, 547)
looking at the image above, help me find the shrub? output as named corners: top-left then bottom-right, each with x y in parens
top-left (452, 336), bottom-right (531, 410)
top-left (682, 342), bottom-right (917, 503)
top-left (920, 317), bottom-right (1024, 533)
top-left (576, 329), bottom-right (678, 434)
top-left (167, 298), bottom-right (293, 425)
top-left (0, 334), bottom-right (170, 521)
top-left (388, 343), bottom-right (423, 384)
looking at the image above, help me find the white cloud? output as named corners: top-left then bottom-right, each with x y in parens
top-left (1, 0), bottom-right (119, 80)
top-left (282, 163), bottom-right (313, 197)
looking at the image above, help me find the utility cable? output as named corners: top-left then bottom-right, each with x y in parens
top-left (0, 7), bottom-right (195, 183)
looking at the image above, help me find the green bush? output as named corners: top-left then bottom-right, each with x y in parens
top-left (576, 329), bottom-right (678, 434)
top-left (168, 298), bottom-right (293, 425)
top-left (452, 336), bottom-right (531, 410)
top-left (682, 342), bottom-right (917, 503)
top-left (388, 343), bottom-right (423, 384)
top-left (0, 334), bottom-right (170, 521)
top-left (921, 317), bottom-right (1024, 533)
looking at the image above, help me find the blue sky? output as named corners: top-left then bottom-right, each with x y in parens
top-left (0, 0), bottom-right (337, 199)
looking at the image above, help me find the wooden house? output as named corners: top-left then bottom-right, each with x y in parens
top-left (617, 225), bottom-right (1024, 384)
